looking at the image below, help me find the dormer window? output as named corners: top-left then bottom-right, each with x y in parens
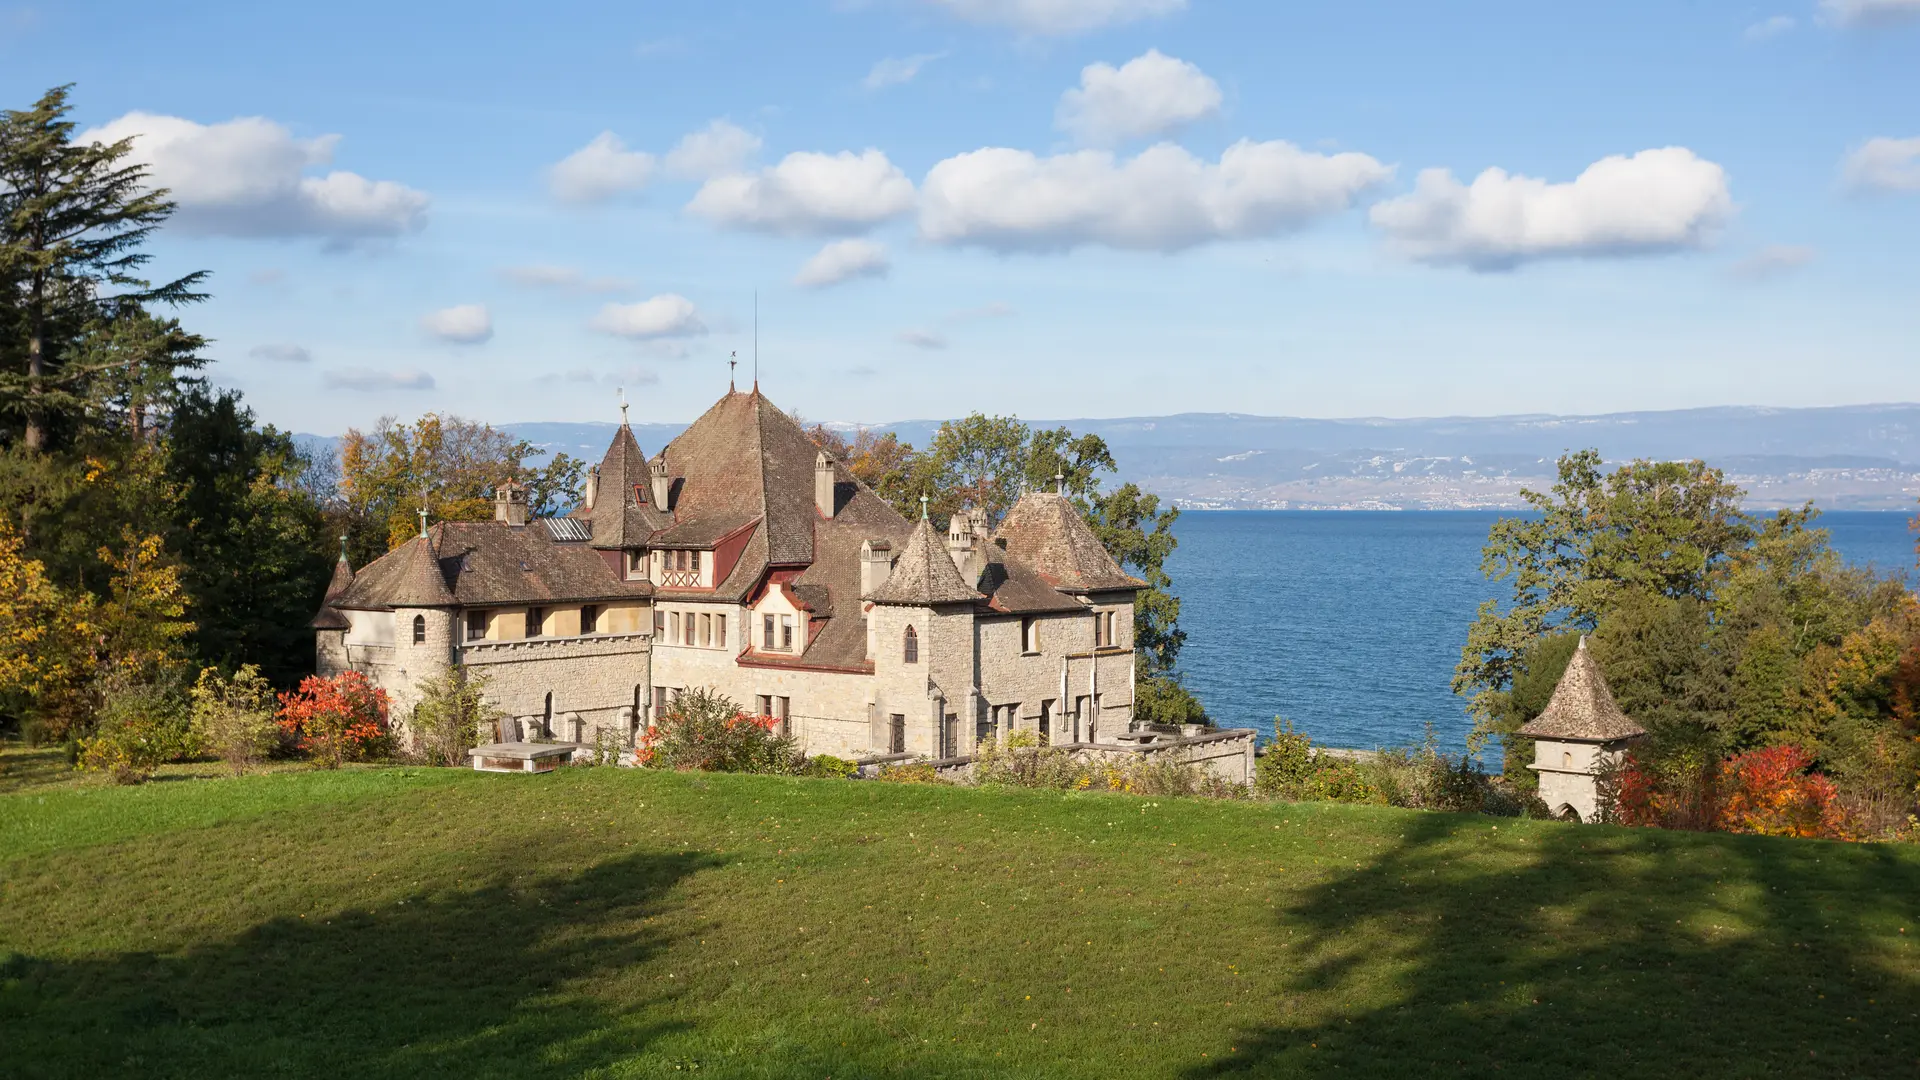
top-left (625, 550), bottom-right (645, 580)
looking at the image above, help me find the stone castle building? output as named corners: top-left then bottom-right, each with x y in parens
top-left (1519, 636), bottom-right (1647, 822)
top-left (312, 387), bottom-right (1145, 761)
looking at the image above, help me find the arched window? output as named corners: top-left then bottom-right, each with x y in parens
top-left (903, 624), bottom-right (919, 664)
top-left (412, 614), bottom-right (426, 643)
top-left (1562, 750), bottom-right (1573, 769)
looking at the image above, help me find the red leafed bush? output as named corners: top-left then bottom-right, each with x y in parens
top-left (1718, 745), bottom-right (1852, 840)
top-left (638, 687), bottom-right (798, 774)
top-left (276, 671), bottom-right (391, 768)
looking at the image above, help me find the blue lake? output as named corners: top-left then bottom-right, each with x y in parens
top-left (1166, 510), bottom-right (1918, 756)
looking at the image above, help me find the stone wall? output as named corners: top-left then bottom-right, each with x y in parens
top-left (461, 633), bottom-right (652, 744)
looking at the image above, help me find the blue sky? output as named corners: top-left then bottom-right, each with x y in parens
top-left (3, 0), bottom-right (1916, 433)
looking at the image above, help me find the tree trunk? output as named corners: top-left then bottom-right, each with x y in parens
top-left (25, 298), bottom-right (44, 450)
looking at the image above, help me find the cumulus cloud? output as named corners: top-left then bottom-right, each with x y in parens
top-left (326, 368), bottom-right (435, 391)
top-left (1819, 0), bottom-right (1920, 27)
top-left (1841, 136), bottom-right (1920, 193)
top-left (864, 53), bottom-right (944, 90)
top-left (249, 343), bottom-right (312, 363)
top-left (590, 294), bottom-right (707, 339)
top-left (688, 149), bottom-right (916, 235)
top-left (498, 264), bottom-right (635, 293)
top-left (928, 0), bottom-right (1185, 35)
top-left (919, 139), bottom-right (1391, 253)
top-left (1728, 244), bottom-right (1816, 282)
top-left (1368, 147), bottom-right (1733, 270)
top-left (1057, 49), bottom-right (1221, 146)
top-left (664, 120), bottom-right (762, 179)
top-left (897, 328), bottom-right (948, 349)
top-left (78, 113), bottom-right (427, 239)
top-left (794, 239), bottom-right (891, 288)
top-left (1744, 14), bottom-right (1796, 39)
top-left (421, 304), bottom-right (494, 344)
top-left (549, 131), bottom-right (656, 203)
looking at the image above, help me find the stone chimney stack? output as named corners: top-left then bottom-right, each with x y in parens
top-left (859, 538), bottom-right (894, 597)
top-left (815, 451), bottom-right (836, 518)
top-left (494, 480), bottom-right (529, 527)
top-left (584, 465), bottom-right (599, 511)
top-left (648, 459), bottom-right (671, 508)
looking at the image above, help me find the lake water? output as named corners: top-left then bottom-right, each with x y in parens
top-left (1166, 510), bottom-right (1918, 756)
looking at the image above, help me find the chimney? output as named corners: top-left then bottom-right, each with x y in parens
top-left (814, 451), bottom-right (835, 518)
top-left (649, 459), bottom-right (671, 508)
top-left (947, 512), bottom-right (973, 572)
top-left (584, 465), bottom-right (599, 511)
top-left (860, 538), bottom-right (894, 597)
top-left (494, 481), bottom-right (529, 527)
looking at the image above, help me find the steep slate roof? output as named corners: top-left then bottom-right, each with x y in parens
top-left (586, 423), bottom-right (673, 550)
top-left (993, 492), bottom-right (1145, 594)
top-left (971, 540), bottom-right (1086, 614)
top-left (309, 551), bottom-right (355, 629)
top-left (1517, 637), bottom-right (1647, 742)
top-left (333, 521), bottom-right (650, 611)
top-left (651, 389), bottom-right (822, 564)
top-left (868, 518), bottom-right (984, 606)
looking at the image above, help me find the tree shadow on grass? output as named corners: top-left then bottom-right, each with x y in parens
top-left (1192, 813), bottom-right (1920, 1078)
top-left (0, 848), bottom-right (722, 1079)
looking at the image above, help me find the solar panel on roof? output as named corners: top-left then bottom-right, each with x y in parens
top-left (544, 517), bottom-right (593, 543)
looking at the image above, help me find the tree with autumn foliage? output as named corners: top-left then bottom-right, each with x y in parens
top-left (276, 671), bottom-right (391, 768)
top-left (336, 412), bottom-right (585, 564)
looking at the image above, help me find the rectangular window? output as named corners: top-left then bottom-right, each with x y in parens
top-left (691, 549), bottom-right (702, 574)
top-left (781, 615), bottom-right (794, 651)
top-left (527, 607), bottom-right (546, 638)
top-left (654, 686), bottom-right (668, 714)
top-left (1021, 617), bottom-right (1039, 653)
top-left (1039, 700), bottom-right (1053, 743)
top-left (676, 549), bottom-right (689, 571)
top-left (653, 609), bottom-right (665, 637)
top-left (466, 610), bottom-right (488, 641)
top-left (756, 694), bottom-right (773, 718)
top-left (700, 613), bottom-right (712, 646)
top-left (889, 714), bottom-right (906, 754)
top-left (581, 605), bottom-right (600, 635)
top-left (1104, 611), bottom-right (1117, 648)
top-left (763, 614), bottom-right (775, 649)
top-left (626, 550), bottom-right (645, 579)
top-left (776, 696), bottom-right (791, 737)
top-left (715, 614), bottom-right (727, 648)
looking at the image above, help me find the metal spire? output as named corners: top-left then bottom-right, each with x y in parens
top-left (618, 386), bottom-right (629, 426)
top-left (919, 493), bottom-right (929, 520)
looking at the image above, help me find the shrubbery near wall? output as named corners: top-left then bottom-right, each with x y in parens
top-left (971, 730), bottom-right (1240, 798)
top-left (1255, 719), bottom-right (1540, 817)
top-left (639, 688), bottom-right (803, 775)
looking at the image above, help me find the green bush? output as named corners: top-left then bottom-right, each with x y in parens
top-left (188, 665), bottom-right (278, 777)
top-left (79, 674), bottom-right (193, 785)
top-left (409, 666), bottom-right (501, 767)
top-left (803, 754), bottom-right (858, 779)
top-left (642, 688), bottom-right (801, 774)
top-left (1255, 718), bottom-right (1376, 803)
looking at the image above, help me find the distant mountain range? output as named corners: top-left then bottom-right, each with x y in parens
top-left (299, 404), bottom-right (1920, 512)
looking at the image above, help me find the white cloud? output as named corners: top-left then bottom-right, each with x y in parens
top-left (326, 368), bottom-right (435, 391)
top-left (590, 294), bottom-right (707, 339)
top-left (928, 0), bottom-right (1185, 35)
top-left (1057, 49), bottom-right (1221, 146)
top-left (249, 343), bottom-right (312, 363)
top-left (794, 239), bottom-right (892, 288)
top-left (1841, 136), bottom-right (1920, 193)
top-left (897, 328), bottom-right (948, 349)
top-left (919, 139), bottom-right (1391, 253)
top-left (1728, 244), bottom-right (1816, 281)
top-left (688, 149), bottom-right (916, 235)
top-left (498, 264), bottom-right (635, 293)
top-left (549, 131), bottom-right (656, 203)
top-left (864, 52), bottom-right (944, 90)
top-left (421, 304), bottom-right (494, 344)
top-left (78, 113), bottom-right (427, 239)
top-left (1743, 14), bottom-right (1796, 39)
top-left (664, 120), bottom-right (762, 179)
top-left (1819, 0), bottom-right (1920, 27)
top-left (1368, 147), bottom-right (1733, 270)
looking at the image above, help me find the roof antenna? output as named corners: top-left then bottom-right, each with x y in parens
top-left (618, 386), bottom-right (628, 426)
top-left (752, 289), bottom-right (759, 393)
top-left (729, 350), bottom-right (737, 392)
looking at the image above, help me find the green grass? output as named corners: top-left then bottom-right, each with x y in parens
top-left (2, 754), bottom-right (1917, 1078)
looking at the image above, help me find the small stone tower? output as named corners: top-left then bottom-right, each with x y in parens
top-left (387, 526), bottom-right (460, 719)
top-left (1518, 636), bottom-right (1647, 822)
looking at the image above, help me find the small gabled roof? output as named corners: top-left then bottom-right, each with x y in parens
top-left (309, 549), bottom-right (354, 629)
top-left (868, 517), bottom-right (983, 606)
top-left (993, 491), bottom-right (1144, 594)
top-left (1517, 637), bottom-right (1647, 743)
top-left (587, 423), bottom-right (673, 550)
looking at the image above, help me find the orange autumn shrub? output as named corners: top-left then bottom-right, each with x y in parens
top-left (1717, 744), bottom-right (1853, 840)
top-left (276, 671), bottom-right (391, 768)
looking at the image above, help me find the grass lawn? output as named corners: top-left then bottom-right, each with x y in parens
top-left (2, 751), bottom-right (1918, 1078)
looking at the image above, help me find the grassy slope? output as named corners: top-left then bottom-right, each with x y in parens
top-left (1, 761), bottom-right (1917, 1079)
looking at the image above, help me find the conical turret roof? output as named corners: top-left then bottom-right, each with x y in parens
top-left (867, 517), bottom-right (983, 606)
top-left (309, 546), bottom-right (355, 629)
top-left (994, 491), bottom-right (1144, 593)
top-left (386, 529), bottom-right (457, 607)
top-left (588, 422), bottom-right (673, 549)
top-left (1517, 637), bottom-right (1646, 742)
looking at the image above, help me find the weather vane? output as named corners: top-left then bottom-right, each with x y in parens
top-left (729, 351), bottom-right (738, 391)
top-left (618, 386), bottom-right (628, 425)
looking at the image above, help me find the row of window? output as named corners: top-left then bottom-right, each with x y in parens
top-left (656, 609), bottom-right (727, 648)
